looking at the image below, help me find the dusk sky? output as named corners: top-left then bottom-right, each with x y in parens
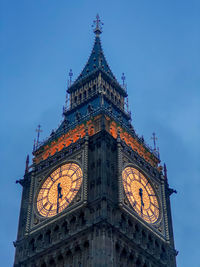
top-left (1, 1), bottom-right (199, 266)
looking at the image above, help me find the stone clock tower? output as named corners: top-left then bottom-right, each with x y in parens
top-left (14, 15), bottom-right (177, 267)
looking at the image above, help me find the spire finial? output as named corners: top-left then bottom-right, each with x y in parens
top-left (93, 14), bottom-right (103, 36)
top-left (121, 73), bottom-right (126, 87)
top-left (151, 132), bottom-right (158, 151)
top-left (36, 124), bottom-right (42, 148)
top-left (69, 69), bottom-right (73, 86)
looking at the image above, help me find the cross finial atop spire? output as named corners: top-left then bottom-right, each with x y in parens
top-left (93, 14), bottom-right (103, 36)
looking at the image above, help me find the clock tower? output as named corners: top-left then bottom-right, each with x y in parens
top-left (14, 15), bottom-right (177, 267)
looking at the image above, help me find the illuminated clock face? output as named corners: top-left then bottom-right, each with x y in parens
top-left (122, 166), bottom-right (159, 223)
top-left (37, 163), bottom-right (83, 218)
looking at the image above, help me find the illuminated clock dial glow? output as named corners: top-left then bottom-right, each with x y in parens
top-left (122, 166), bottom-right (159, 223)
top-left (37, 163), bottom-right (82, 218)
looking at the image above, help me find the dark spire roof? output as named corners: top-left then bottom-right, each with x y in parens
top-left (74, 35), bottom-right (116, 83)
top-left (74, 14), bottom-right (116, 82)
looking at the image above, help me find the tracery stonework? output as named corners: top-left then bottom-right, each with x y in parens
top-left (14, 15), bottom-right (177, 267)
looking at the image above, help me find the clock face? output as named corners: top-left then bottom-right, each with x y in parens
top-left (36, 163), bottom-right (83, 218)
top-left (122, 166), bottom-right (159, 223)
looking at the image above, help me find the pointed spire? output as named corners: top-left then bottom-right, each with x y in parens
top-left (93, 14), bottom-right (103, 36)
top-left (72, 21), bottom-right (116, 84)
top-left (65, 89), bottom-right (69, 110)
top-left (25, 154), bottom-right (29, 174)
top-left (121, 73), bottom-right (126, 87)
top-left (33, 138), bottom-right (36, 152)
top-left (151, 132), bottom-right (158, 151)
top-left (36, 124), bottom-right (42, 148)
top-left (67, 15), bottom-right (127, 98)
top-left (164, 163), bottom-right (168, 180)
top-left (68, 69), bottom-right (73, 86)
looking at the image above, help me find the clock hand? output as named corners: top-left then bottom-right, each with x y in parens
top-left (57, 196), bottom-right (59, 214)
top-left (57, 183), bottom-right (63, 199)
top-left (57, 183), bottom-right (63, 213)
top-left (139, 188), bottom-right (144, 214)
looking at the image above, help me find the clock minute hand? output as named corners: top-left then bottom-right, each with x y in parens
top-left (57, 196), bottom-right (59, 214)
top-left (139, 188), bottom-right (144, 214)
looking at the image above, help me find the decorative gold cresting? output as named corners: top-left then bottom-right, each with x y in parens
top-left (93, 14), bottom-right (103, 36)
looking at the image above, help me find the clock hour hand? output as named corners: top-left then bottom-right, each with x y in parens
top-left (57, 183), bottom-right (63, 199)
top-left (139, 188), bottom-right (144, 214)
top-left (57, 183), bottom-right (63, 213)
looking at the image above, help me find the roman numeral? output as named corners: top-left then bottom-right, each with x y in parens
top-left (150, 202), bottom-right (159, 210)
top-left (39, 206), bottom-right (45, 212)
top-left (129, 170), bottom-right (136, 181)
top-left (59, 205), bottom-right (65, 212)
top-left (123, 180), bottom-right (131, 187)
top-left (147, 211), bottom-right (152, 223)
top-left (72, 177), bottom-right (81, 183)
top-left (49, 175), bottom-right (54, 182)
top-left (46, 204), bottom-right (53, 217)
top-left (43, 202), bottom-right (48, 208)
top-left (138, 172), bottom-right (141, 182)
top-left (133, 200), bottom-right (137, 207)
top-left (150, 208), bottom-right (155, 215)
top-left (70, 188), bottom-right (78, 192)
top-left (66, 163), bottom-right (72, 176)
top-left (37, 196), bottom-right (47, 202)
top-left (71, 168), bottom-right (79, 178)
top-left (124, 169), bottom-right (130, 178)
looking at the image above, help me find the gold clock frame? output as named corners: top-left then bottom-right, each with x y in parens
top-left (34, 161), bottom-right (84, 219)
top-left (121, 164), bottom-right (162, 225)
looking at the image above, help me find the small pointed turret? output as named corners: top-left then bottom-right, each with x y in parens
top-left (25, 154), bottom-right (29, 174)
top-left (164, 163), bottom-right (168, 180)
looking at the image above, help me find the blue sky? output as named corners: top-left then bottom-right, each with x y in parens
top-left (1, 1), bottom-right (199, 266)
